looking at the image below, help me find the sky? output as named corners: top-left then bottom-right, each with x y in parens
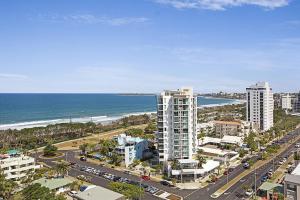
top-left (0, 0), bottom-right (299, 93)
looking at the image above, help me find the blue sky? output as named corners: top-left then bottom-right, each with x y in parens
top-left (0, 0), bottom-right (299, 93)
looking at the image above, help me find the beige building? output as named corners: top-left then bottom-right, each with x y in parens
top-left (213, 120), bottom-right (249, 137)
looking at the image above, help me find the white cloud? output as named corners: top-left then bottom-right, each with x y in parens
top-left (154, 0), bottom-right (290, 10)
top-left (0, 73), bottom-right (28, 80)
top-left (38, 14), bottom-right (149, 26)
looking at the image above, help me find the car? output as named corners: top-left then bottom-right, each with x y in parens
top-left (295, 144), bottom-right (300, 148)
top-left (261, 176), bottom-right (268, 182)
top-left (241, 158), bottom-right (250, 163)
top-left (124, 170), bottom-right (132, 175)
top-left (141, 175), bottom-right (150, 181)
top-left (77, 175), bottom-right (87, 181)
top-left (160, 180), bottom-right (172, 187)
top-left (243, 163), bottom-right (250, 169)
top-left (245, 189), bottom-right (254, 196)
top-left (278, 160), bottom-right (284, 165)
top-left (287, 167), bottom-right (294, 174)
top-left (141, 183), bottom-right (149, 189)
top-left (80, 157), bottom-right (87, 161)
top-left (80, 167), bottom-right (86, 171)
top-left (267, 172), bottom-right (273, 178)
top-left (68, 191), bottom-right (78, 197)
top-left (223, 168), bottom-right (234, 175)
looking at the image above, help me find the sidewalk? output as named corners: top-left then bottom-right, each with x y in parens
top-left (211, 132), bottom-right (300, 198)
top-left (270, 154), bottom-right (293, 183)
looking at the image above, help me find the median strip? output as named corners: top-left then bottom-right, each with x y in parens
top-left (211, 132), bottom-right (300, 198)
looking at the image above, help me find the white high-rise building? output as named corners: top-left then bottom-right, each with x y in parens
top-left (282, 94), bottom-right (292, 110)
top-left (246, 82), bottom-right (274, 132)
top-left (157, 88), bottom-right (197, 163)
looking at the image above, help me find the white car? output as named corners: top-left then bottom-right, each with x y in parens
top-left (245, 189), bottom-right (254, 196)
top-left (295, 144), bottom-right (300, 148)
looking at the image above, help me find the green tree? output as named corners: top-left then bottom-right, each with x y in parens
top-left (79, 143), bottom-right (88, 155)
top-left (22, 183), bottom-right (66, 200)
top-left (171, 159), bottom-right (181, 170)
top-left (108, 182), bottom-right (144, 200)
top-left (244, 132), bottom-right (258, 154)
top-left (99, 139), bottom-right (117, 156)
top-left (70, 181), bottom-right (81, 191)
top-left (0, 170), bottom-right (17, 199)
top-left (125, 128), bottom-right (144, 137)
top-left (195, 149), bottom-right (207, 168)
top-left (43, 144), bottom-right (57, 157)
top-left (197, 129), bottom-right (206, 144)
top-left (55, 161), bottom-right (70, 177)
top-left (110, 153), bottom-right (123, 166)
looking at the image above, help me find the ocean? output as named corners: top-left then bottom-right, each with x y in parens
top-left (0, 94), bottom-right (239, 130)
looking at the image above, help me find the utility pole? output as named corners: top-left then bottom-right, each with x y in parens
top-left (226, 160), bottom-right (229, 185)
top-left (139, 179), bottom-right (142, 200)
top-left (254, 167), bottom-right (257, 199)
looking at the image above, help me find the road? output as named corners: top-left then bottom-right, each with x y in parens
top-left (215, 128), bottom-right (300, 200)
top-left (37, 128), bottom-right (300, 200)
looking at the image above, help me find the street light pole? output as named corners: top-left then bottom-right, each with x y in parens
top-left (254, 167), bottom-right (257, 199)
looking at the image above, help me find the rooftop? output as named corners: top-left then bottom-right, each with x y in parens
top-left (74, 185), bottom-right (124, 200)
top-left (259, 182), bottom-right (282, 191)
top-left (172, 160), bottom-right (220, 175)
top-left (285, 174), bottom-right (300, 185)
top-left (33, 177), bottom-right (73, 190)
top-left (292, 163), bottom-right (300, 175)
top-left (214, 121), bottom-right (241, 126)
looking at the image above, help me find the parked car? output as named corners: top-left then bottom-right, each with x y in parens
top-left (124, 170), bottom-right (132, 175)
top-left (160, 180), bottom-right (174, 187)
top-left (77, 175), bottom-right (87, 181)
top-left (245, 189), bottom-right (254, 196)
top-left (80, 157), bottom-right (87, 161)
top-left (241, 158), bottom-right (250, 163)
top-left (243, 163), bottom-right (250, 169)
top-left (68, 191), bottom-right (78, 197)
top-left (287, 167), bottom-right (294, 174)
top-left (141, 175), bottom-right (150, 181)
top-left (261, 176), bottom-right (268, 182)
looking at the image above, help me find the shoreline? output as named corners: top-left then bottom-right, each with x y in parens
top-left (0, 111), bottom-right (156, 131)
top-left (0, 98), bottom-right (244, 131)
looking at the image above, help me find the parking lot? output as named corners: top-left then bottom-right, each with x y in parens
top-left (68, 162), bottom-right (183, 200)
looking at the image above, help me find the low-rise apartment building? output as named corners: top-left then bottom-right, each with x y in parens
top-left (213, 120), bottom-right (250, 137)
top-left (114, 134), bottom-right (148, 167)
top-left (282, 94), bottom-right (293, 110)
top-left (0, 150), bottom-right (40, 181)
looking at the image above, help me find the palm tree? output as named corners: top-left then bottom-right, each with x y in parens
top-left (70, 181), bottom-right (81, 191)
top-left (197, 129), bottom-right (206, 145)
top-left (55, 161), bottom-right (70, 177)
top-left (79, 143), bottom-right (88, 155)
top-left (195, 149), bottom-right (206, 169)
top-left (110, 153), bottom-right (123, 166)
